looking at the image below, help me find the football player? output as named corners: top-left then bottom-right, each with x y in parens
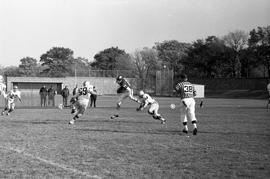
top-left (0, 75), bottom-right (6, 96)
top-left (175, 74), bottom-right (198, 135)
top-left (136, 90), bottom-right (166, 124)
top-left (68, 81), bottom-right (94, 125)
top-left (111, 75), bottom-right (140, 119)
top-left (1, 85), bottom-right (22, 116)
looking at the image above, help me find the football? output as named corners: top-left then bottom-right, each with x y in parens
top-left (170, 103), bottom-right (176, 109)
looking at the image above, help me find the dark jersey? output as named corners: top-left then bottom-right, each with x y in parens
top-left (117, 78), bottom-right (131, 89)
top-left (175, 81), bottom-right (196, 99)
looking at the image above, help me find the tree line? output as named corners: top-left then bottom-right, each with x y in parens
top-left (1, 26), bottom-right (269, 79)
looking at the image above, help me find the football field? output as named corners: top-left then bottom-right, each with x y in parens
top-left (0, 96), bottom-right (269, 178)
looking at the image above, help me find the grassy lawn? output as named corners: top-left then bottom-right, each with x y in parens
top-left (0, 97), bottom-right (269, 178)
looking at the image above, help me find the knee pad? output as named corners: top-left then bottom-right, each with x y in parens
top-left (183, 122), bottom-right (187, 126)
top-left (192, 120), bottom-right (197, 124)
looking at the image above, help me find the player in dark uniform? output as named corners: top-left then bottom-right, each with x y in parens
top-left (111, 75), bottom-right (140, 119)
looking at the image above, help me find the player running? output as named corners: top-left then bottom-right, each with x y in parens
top-left (175, 74), bottom-right (198, 135)
top-left (1, 85), bottom-right (22, 116)
top-left (68, 81), bottom-right (94, 125)
top-left (136, 90), bottom-right (166, 124)
top-left (111, 75), bottom-right (140, 119)
top-left (0, 75), bottom-right (6, 96)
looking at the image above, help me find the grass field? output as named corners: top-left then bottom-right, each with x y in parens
top-left (0, 96), bottom-right (269, 178)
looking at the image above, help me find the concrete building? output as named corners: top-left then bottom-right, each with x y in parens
top-left (6, 76), bottom-right (136, 95)
top-left (4, 76), bottom-right (136, 107)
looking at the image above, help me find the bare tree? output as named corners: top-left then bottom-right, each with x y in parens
top-left (223, 30), bottom-right (248, 77)
top-left (130, 47), bottom-right (160, 89)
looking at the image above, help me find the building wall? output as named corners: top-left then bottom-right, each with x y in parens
top-left (6, 76), bottom-right (136, 95)
top-left (4, 76), bottom-right (137, 107)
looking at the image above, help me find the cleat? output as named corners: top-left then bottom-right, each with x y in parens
top-left (182, 129), bottom-right (188, 134)
top-left (110, 114), bottom-right (119, 119)
top-left (71, 109), bottom-right (76, 114)
top-left (193, 128), bottom-right (198, 135)
top-left (69, 119), bottom-right (75, 125)
top-left (160, 118), bottom-right (166, 124)
top-left (1, 112), bottom-right (4, 115)
top-left (6, 113), bottom-right (10, 116)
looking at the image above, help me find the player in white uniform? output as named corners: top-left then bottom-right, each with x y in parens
top-left (0, 75), bottom-right (6, 96)
top-left (69, 81), bottom-right (94, 125)
top-left (175, 74), bottom-right (198, 135)
top-left (1, 85), bottom-right (22, 116)
top-left (136, 90), bottom-right (166, 124)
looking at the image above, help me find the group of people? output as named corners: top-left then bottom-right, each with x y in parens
top-left (39, 85), bottom-right (98, 108)
top-left (68, 74), bottom-right (198, 135)
top-left (4, 74), bottom-right (269, 135)
top-left (39, 85), bottom-right (57, 107)
top-left (0, 73), bottom-right (199, 135)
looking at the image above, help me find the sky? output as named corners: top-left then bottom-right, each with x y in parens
top-left (0, 0), bottom-right (269, 67)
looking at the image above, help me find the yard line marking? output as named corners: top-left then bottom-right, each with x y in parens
top-left (1, 146), bottom-right (102, 179)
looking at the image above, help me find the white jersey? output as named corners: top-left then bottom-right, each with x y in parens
top-left (0, 83), bottom-right (6, 96)
top-left (6, 90), bottom-right (21, 102)
top-left (77, 85), bottom-right (93, 101)
top-left (141, 93), bottom-right (156, 105)
top-left (267, 83), bottom-right (270, 91)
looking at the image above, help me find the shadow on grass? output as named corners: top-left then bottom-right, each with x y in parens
top-left (78, 119), bottom-right (154, 124)
top-left (73, 128), bottom-right (183, 136)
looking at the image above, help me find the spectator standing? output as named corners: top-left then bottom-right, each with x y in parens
top-left (39, 85), bottom-right (47, 107)
top-left (73, 84), bottom-right (79, 96)
top-left (61, 85), bottom-right (69, 107)
top-left (90, 86), bottom-right (98, 108)
top-left (48, 85), bottom-right (56, 107)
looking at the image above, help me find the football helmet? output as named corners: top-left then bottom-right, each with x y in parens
top-left (83, 81), bottom-right (91, 87)
top-left (13, 85), bottom-right (18, 91)
top-left (116, 75), bottom-right (123, 82)
top-left (138, 90), bottom-right (144, 97)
